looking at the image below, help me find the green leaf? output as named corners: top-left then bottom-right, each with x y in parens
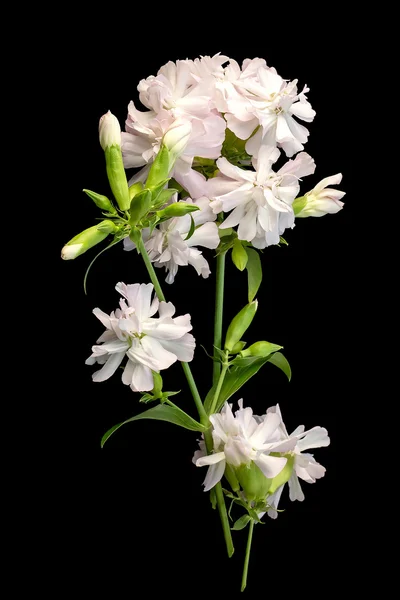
top-left (279, 236), bottom-right (289, 246)
top-left (232, 239), bottom-right (248, 271)
top-left (245, 248), bottom-right (262, 303)
top-left (204, 355), bottom-right (274, 415)
top-left (224, 301), bottom-right (258, 352)
top-left (101, 404), bottom-right (205, 447)
top-left (231, 515), bottom-right (251, 531)
top-left (184, 215), bottom-right (196, 241)
top-left (268, 352), bottom-right (292, 381)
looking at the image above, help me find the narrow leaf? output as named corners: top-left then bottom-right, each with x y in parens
top-left (245, 248), bottom-right (262, 302)
top-left (231, 515), bottom-right (251, 531)
top-left (232, 239), bottom-right (248, 271)
top-left (101, 404), bottom-right (205, 447)
top-left (184, 214), bottom-right (196, 241)
top-left (268, 352), bottom-right (292, 381)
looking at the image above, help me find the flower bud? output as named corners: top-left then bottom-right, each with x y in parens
top-left (129, 189), bottom-right (152, 227)
top-left (163, 119), bottom-right (192, 167)
top-left (129, 182), bottom-right (144, 201)
top-left (232, 239), bottom-right (248, 271)
top-left (99, 111), bottom-right (130, 212)
top-left (61, 220), bottom-right (116, 260)
top-left (83, 189), bottom-right (116, 214)
top-left (156, 202), bottom-right (200, 219)
top-left (99, 111), bottom-right (121, 150)
top-left (224, 301), bottom-right (258, 352)
top-left (240, 341), bottom-right (282, 358)
top-left (296, 174), bottom-right (345, 218)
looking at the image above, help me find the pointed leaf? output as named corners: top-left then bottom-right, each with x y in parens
top-left (231, 515), bottom-right (251, 531)
top-left (268, 352), bottom-right (292, 381)
top-left (232, 239), bottom-right (248, 271)
top-left (245, 248), bottom-right (262, 302)
top-left (184, 214), bottom-right (196, 241)
top-left (101, 404), bottom-right (205, 447)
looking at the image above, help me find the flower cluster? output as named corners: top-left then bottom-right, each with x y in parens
top-left (121, 54), bottom-right (344, 281)
top-left (86, 282), bottom-right (195, 391)
top-left (194, 400), bottom-right (329, 517)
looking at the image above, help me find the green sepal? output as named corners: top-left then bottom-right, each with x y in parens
top-left (279, 236), bottom-right (289, 246)
top-left (210, 488), bottom-right (217, 510)
top-left (151, 371), bottom-right (163, 398)
top-left (292, 195), bottom-right (307, 215)
top-left (153, 187), bottom-right (178, 209)
top-left (224, 464), bottom-right (240, 492)
top-left (104, 145), bottom-right (130, 211)
top-left (146, 146), bottom-right (171, 189)
top-left (235, 462), bottom-right (272, 502)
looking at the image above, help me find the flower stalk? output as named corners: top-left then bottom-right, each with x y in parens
top-left (213, 252), bottom-right (226, 383)
top-left (241, 520), bottom-right (255, 592)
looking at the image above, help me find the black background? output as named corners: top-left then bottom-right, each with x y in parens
top-left (53, 16), bottom-right (361, 596)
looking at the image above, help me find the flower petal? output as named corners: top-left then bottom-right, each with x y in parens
top-left (254, 454), bottom-right (287, 478)
top-left (203, 459), bottom-right (226, 492)
top-left (92, 351), bottom-right (126, 382)
top-left (288, 472), bottom-right (305, 501)
top-left (196, 451), bottom-right (226, 467)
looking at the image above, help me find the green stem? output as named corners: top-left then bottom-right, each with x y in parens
top-left (137, 234), bottom-right (208, 425)
top-left (215, 483), bottom-right (234, 557)
top-left (241, 520), bottom-right (255, 592)
top-left (209, 362), bottom-right (228, 415)
top-left (213, 252), bottom-right (226, 384)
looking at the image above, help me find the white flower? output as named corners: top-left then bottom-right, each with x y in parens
top-left (195, 400), bottom-right (296, 492)
top-left (121, 104), bottom-right (225, 197)
top-left (99, 110), bottom-right (122, 150)
top-left (266, 404), bottom-right (330, 518)
top-left (227, 67), bottom-right (315, 158)
top-left (297, 174), bottom-right (345, 217)
top-left (124, 196), bottom-right (219, 283)
top-left (163, 118), bottom-right (192, 163)
top-left (85, 283), bottom-right (195, 392)
top-left (208, 147), bottom-right (315, 248)
top-left (138, 59), bottom-right (211, 118)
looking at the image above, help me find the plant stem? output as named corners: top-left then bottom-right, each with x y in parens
top-left (137, 233), bottom-right (208, 425)
top-left (209, 362), bottom-right (228, 415)
top-left (213, 252), bottom-right (226, 384)
top-left (138, 233), bottom-right (233, 558)
top-left (241, 520), bottom-right (255, 592)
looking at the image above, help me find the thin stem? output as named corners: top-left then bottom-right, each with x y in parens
top-left (215, 483), bottom-right (234, 557)
top-left (137, 234), bottom-right (208, 425)
top-left (181, 362), bottom-right (208, 425)
top-left (209, 362), bottom-right (228, 416)
top-left (137, 235), bottom-right (166, 301)
top-left (213, 252), bottom-right (226, 384)
top-left (241, 520), bottom-right (255, 592)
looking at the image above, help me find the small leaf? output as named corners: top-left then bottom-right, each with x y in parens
top-left (101, 404), bottom-right (206, 447)
top-left (184, 215), bottom-right (196, 241)
top-left (245, 248), bottom-right (262, 303)
top-left (232, 239), bottom-right (248, 271)
top-left (205, 355), bottom-right (274, 414)
top-left (231, 515), bottom-right (251, 531)
top-left (268, 352), bottom-right (292, 381)
top-left (279, 236), bottom-right (289, 246)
